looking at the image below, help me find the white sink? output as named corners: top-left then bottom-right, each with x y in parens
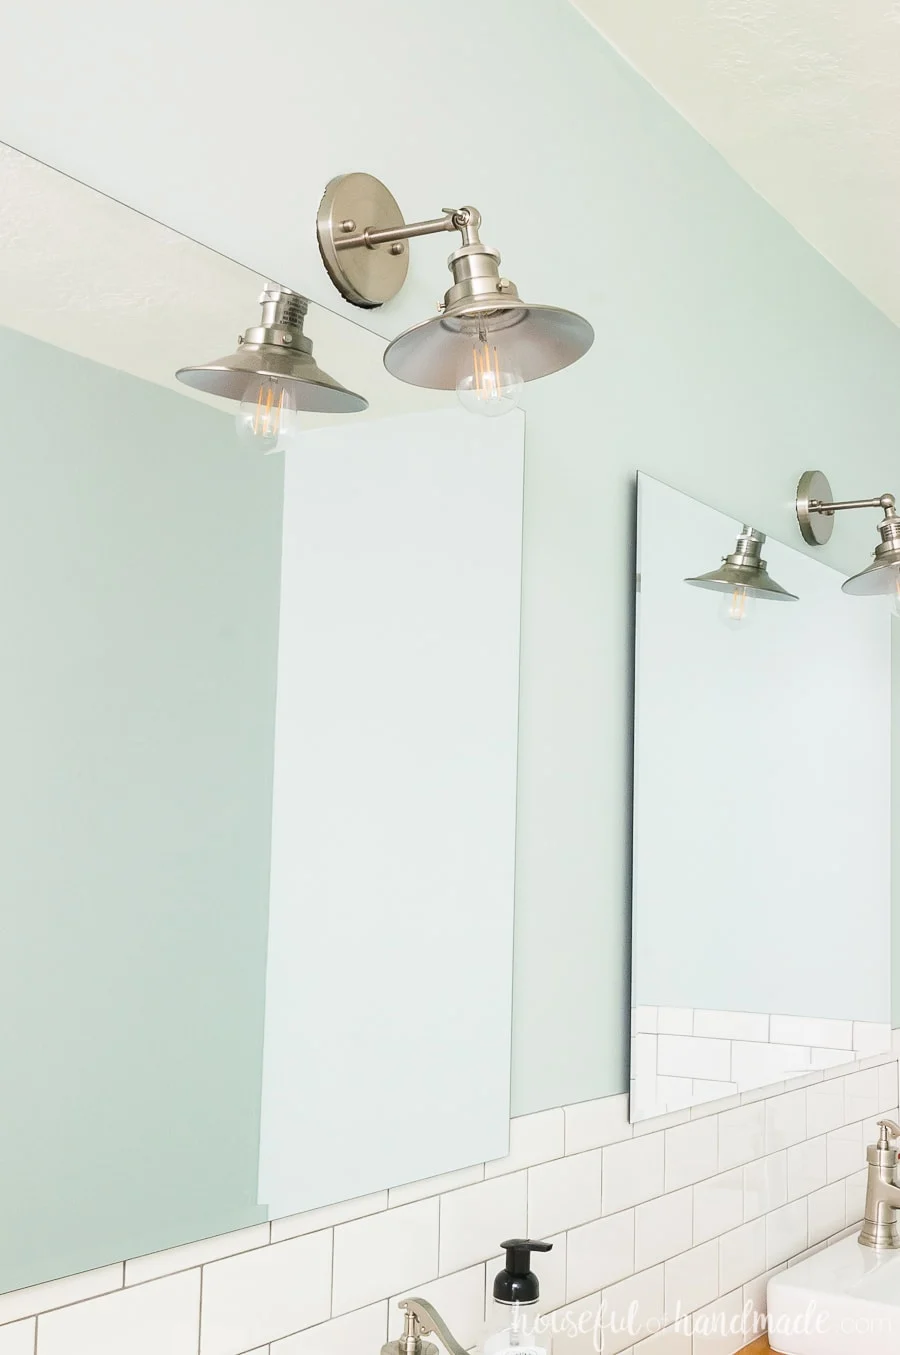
top-left (767, 1235), bottom-right (900, 1354)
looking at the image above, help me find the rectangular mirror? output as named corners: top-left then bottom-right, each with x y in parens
top-left (0, 143), bottom-right (523, 1292)
top-left (631, 472), bottom-right (892, 1123)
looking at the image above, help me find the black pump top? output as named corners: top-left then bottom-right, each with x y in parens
top-left (493, 1238), bottom-right (553, 1305)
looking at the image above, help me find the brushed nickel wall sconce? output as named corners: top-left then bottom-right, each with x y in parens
top-left (176, 285), bottom-right (367, 453)
top-left (685, 525), bottom-right (798, 625)
top-left (796, 470), bottom-right (900, 611)
top-left (316, 172), bottom-right (594, 417)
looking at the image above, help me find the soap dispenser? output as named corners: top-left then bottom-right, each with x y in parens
top-left (483, 1239), bottom-right (553, 1355)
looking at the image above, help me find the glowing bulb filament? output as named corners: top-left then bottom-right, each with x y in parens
top-left (472, 339), bottom-right (503, 403)
top-left (251, 382), bottom-right (286, 439)
top-left (728, 586), bottom-right (747, 621)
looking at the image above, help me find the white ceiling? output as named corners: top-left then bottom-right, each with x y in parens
top-left (570, 0), bottom-right (900, 326)
top-left (0, 143), bottom-right (449, 426)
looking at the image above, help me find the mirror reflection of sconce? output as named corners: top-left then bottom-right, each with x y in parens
top-left (796, 470), bottom-right (900, 615)
top-left (176, 285), bottom-right (368, 454)
top-left (685, 525), bottom-right (798, 626)
top-left (316, 172), bottom-right (594, 417)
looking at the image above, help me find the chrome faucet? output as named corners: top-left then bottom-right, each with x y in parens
top-left (382, 1298), bottom-right (468, 1355)
top-left (860, 1118), bottom-right (900, 1249)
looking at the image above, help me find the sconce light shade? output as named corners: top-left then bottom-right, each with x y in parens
top-left (383, 302), bottom-right (594, 390)
top-left (842, 547), bottom-right (900, 596)
top-left (176, 286), bottom-right (367, 414)
top-left (685, 526), bottom-right (798, 601)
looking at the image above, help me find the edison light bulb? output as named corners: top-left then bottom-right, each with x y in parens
top-left (718, 584), bottom-right (753, 627)
top-left (455, 333), bottom-right (523, 417)
top-left (235, 376), bottom-right (299, 453)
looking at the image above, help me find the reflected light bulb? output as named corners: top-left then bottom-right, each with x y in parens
top-left (235, 376), bottom-right (299, 453)
top-left (718, 585), bottom-right (753, 627)
top-left (455, 332), bottom-right (523, 418)
top-left (891, 575), bottom-right (900, 620)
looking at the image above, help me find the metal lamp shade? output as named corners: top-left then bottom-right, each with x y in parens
top-left (842, 553), bottom-right (900, 596)
top-left (685, 562), bottom-right (798, 602)
top-left (176, 344), bottom-right (368, 414)
top-left (383, 303), bottom-right (595, 390)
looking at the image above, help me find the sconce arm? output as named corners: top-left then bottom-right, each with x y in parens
top-left (807, 492), bottom-right (896, 517)
top-left (335, 206), bottom-right (482, 253)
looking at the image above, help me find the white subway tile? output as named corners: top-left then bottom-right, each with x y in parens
top-left (879, 1061), bottom-right (899, 1110)
top-left (787, 1135), bottom-right (826, 1201)
top-left (270, 1191), bottom-right (387, 1243)
top-left (741, 1080), bottom-right (785, 1105)
top-left (806, 1081), bottom-right (844, 1138)
top-left (693, 1169), bottom-right (743, 1244)
top-left (844, 1068), bottom-right (881, 1123)
top-left (742, 1268), bottom-right (781, 1341)
top-left (665, 1117), bottom-right (717, 1192)
top-left (892, 1028), bottom-right (900, 1056)
top-left (657, 1035), bottom-right (730, 1082)
top-left (389, 1163), bottom-right (483, 1207)
top-left (567, 1210), bottom-right (634, 1301)
top-left (657, 1009), bottom-right (693, 1036)
top-left (717, 1103), bottom-right (765, 1171)
top-left (807, 1182), bottom-right (846, 1246)
top-left (765, 1089), bottom-right (806, 1152)
top-left (634, 1105), bottom-right (692, 1137)
top-left (663, 1240), bottom-right (718, 1318)
top-left (633, 1034), bottom-right (658, 1083)
top-left (39, 1270), bottom-right (199, 1355)
top-left (765, 1199), bottom-right (807, 1268)
top-left (846, 1169), bottom-right (868, 1227)
top-left (484, 1109), bottom-right (564, 1179)
top-left (0, 1321), bottom-right (34, 1355)
top-left (634, 1006), bottom-right (658, 1034)
top-left (743, 1152), bottom-right (787, 1221)
top-left (602, 1137), bottom-right (664, 1215)
top-left (690, 1093), bottom-right (741, 1120)
top-left (523, 1232), bottom-right (567, 1314)
top-left (529, 1147), bottom-right (603, 1235)
top-left (817, 1050), bottom-right (856, 1075)
top-left (201, 1232), bottom-right (331, 1355)
top-left (633, 1325), bottom-right (691, 1354)
top-left (770, 1016), bottom-right (853, 1050)
top-left (695, 1011), bottom-right (768, 1043)
top-left (439, 1172), bottom-right (527, 1275)
top-left (391, 1265), bottom-right (486, 1351)
top-left (691, 1080), bottom-right (738, 1104)
top-left (690, 1287), bottom-right (744, 1355)
top-left (541, 1290), bottom-right (603, 1354)
top-left (125, 1222), bottom-right (270, 1286)
top-left (0, 1264), bottom-right (122, 1326)
top-left (333, 1198), bottom-right (438, 1316)
top-left (852, 1022), bottom-right (891, 1056)
top-left (634, 1188), bottom-right (692, 1271)
top-left (826, 1121), bottom-right (864, 1183)
top-left (272, 1302), bottom-right (387, 1355)
top-left (654, 1078), bottom-right (694, 1112)
top-left (718, 1219), bottom-right (765, 1293)
top-left (564, 1094), bottom-right (631, 1154)
top-left (602, 1265), bottom-right (665, 1355)
top-left (787, 1242), bottom-right (825, 1267)
top-left (731, 1042), bottom-right (808, 1089)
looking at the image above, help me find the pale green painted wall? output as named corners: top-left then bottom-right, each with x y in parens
top-left (1, 0), bottom-right (899, 1119)
top-left (0, 326), bottom-right (282, 1290)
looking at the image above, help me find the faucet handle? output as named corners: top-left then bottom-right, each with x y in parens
top-left (877, 1120), bottom-right (900, 1149)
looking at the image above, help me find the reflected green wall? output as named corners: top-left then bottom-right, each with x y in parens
top-left (0, 327), bottom-right (282, 1291)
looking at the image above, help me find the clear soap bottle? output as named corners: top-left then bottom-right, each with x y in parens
top-left (482, 1239), bottom-right (553, 1355)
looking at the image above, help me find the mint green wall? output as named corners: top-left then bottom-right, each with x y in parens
top-left (1, 0), bottom-right (899, 1120)
top-left (0, 326), bottom-right (282, 1291)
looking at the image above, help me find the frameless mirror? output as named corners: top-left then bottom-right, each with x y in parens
top-left (0, 143), bottom-right (524, 1292)
top-left (631, 473), bottom-right (892, 1122)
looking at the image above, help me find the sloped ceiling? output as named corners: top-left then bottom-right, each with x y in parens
top-left (570, 0), bottom-right (900, 326)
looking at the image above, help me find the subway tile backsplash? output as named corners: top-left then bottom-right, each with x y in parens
top-left (0, 1046), bottom-right (896, 1354)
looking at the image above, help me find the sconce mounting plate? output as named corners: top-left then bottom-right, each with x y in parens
top-left (796, 469), bottom-right (835, 546)
top-left (317, 172), bottom-right (409, 308)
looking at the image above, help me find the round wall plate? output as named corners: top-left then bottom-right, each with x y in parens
top-left (796, 469), bottom-right (835, 545)
top-left (317, 173), bottom-right (409, 308)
